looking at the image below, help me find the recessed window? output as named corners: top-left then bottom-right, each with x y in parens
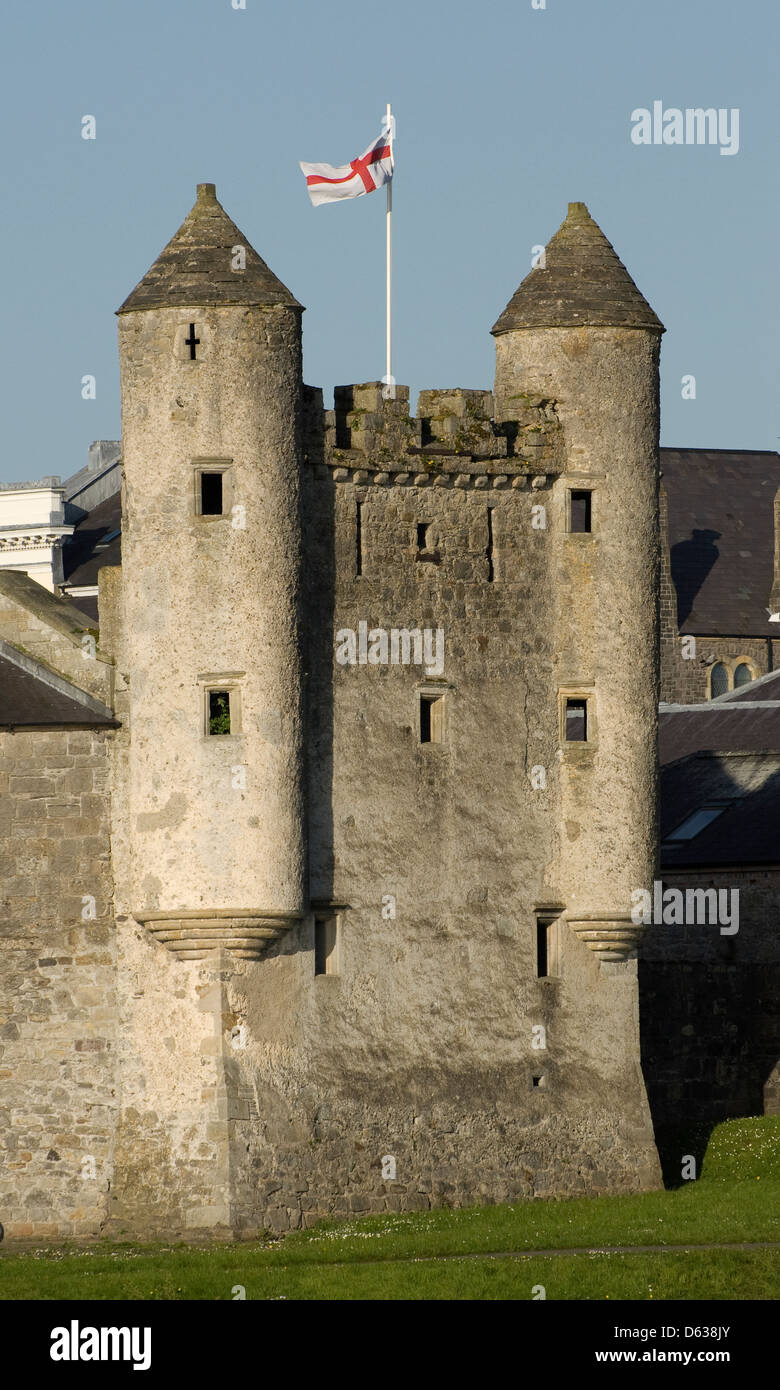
top-left (536, 916), bottom-right (560, 978)
top-left (734, 663), bottom-right (753, 688)
top-left (710, 662), bottom-right (729, 698)
top-left (200, 472), bottom-right (223, 515)
top-left (532, 1074), bottom-right (544, 1089)
top-left (565, 698), bottom-right (587, 742)
top-left (569, 490), bottom-right (592, 533)
top-left (208, 690), bottom-right (231, 735)
top-left (314, 915), bottom-right (341, 976)
top-left (665, 804), bottom-right (729, 842)
top-left (356, 500), bottom-right (364, 576)
top-left (415, 522), bottom-right (439, 563)
top-left (420, 692), bottom-right (445, 744)
top-left (194, 461), bottom-right (232, 518)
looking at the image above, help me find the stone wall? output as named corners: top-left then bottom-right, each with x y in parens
top-left (639, 868), bottom-right (780, 1176)
top-left (0, 727), bottom-right (116, 1238)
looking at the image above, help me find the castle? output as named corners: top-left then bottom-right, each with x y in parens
top-left (1, 188), bottom-right (668, 1239)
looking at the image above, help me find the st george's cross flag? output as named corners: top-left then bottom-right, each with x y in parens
top-left (300, 128), bottom-right (393, 206)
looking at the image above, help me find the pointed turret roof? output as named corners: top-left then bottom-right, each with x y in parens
top-left (117, 184), bottom-right (302, 314)
top-left (492, 202), bottom-right (663, 335)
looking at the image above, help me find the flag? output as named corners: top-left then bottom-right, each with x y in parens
top-left (300, 129), bottom-right (393, 207)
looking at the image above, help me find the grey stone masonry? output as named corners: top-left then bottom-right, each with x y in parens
top-left (0, 728), bottom-right (116, 1239)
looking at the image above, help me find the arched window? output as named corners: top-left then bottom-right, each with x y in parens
top-left (734, 662), bottom-right (753, 688)
top-left (710, 663), bottom-right (729, 698)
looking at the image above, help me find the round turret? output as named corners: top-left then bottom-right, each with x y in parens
top-left (116, 184), bottom-right (307, 957)
top-left (493, 202), bottom-right (664, 958)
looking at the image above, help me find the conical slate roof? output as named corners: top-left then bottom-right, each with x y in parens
top-left (492, 202), bottom-right (663, 334)
top-left (117, 183), bottom-right (302, 314)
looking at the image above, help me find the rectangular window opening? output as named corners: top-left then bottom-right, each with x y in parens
top-left (200, 471), bottom-right (224, 516)
top-left (536, 919), bottom-right (548, 977)
top-left (486, 507), bottom-right (495, 582)
top-left (356, 500), bottom-right (363, 576)
top-left (569, 490), bottom-right (592, 533)
top-left (536, 916), bottom-right (559, 978)
top-left (208, 689), bottom-right (231, 735)
top-left (416, 522), bottom-right (429, 551)
top-left (565, 698), bottom-right (587, 742)
top-left (314, 915), bottom-right (340, 976)
top-left (419, 692), bottom-right (444, 744)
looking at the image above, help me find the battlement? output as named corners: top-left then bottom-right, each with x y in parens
top-left (303, 381), bottom-right (563, 485)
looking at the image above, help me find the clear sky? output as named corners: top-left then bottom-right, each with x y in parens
top-left (0, 0), bottom-right (777, 484)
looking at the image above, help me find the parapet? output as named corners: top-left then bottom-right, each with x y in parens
top-left (303, 382), bottom-right (562, 485)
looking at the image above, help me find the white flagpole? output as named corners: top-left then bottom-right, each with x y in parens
top-left (385, 102), bottom-right (393, 394)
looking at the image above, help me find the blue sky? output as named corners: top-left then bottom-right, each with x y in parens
top-left (0, 0), bottom-right (777, 483)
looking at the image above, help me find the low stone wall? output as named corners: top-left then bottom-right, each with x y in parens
top-left (0, 727), bottom-right (117, 1238)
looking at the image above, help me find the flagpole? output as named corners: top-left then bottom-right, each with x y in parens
top-left (385, 102), bottom-right (393, 394)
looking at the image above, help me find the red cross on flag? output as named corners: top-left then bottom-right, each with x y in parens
top-left (300, 128), bottom-right (393, 206)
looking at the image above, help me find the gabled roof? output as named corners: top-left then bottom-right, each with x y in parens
top-left (660, 701), bottom-right (780, 765)
top-left (492, 201), bottom-right (664, 334)
top-left (117, 183), bottom-right (302, 314)
top-left (0, 570), bottom-right (96, 636)
top-left (62, 493), bottom-right (122, 589)
top-left (0, 640), bottom-right (117, 728)
top-left (660, 673), bottom-right (780, 765)
top-left (661, 448), bottom-right (780, 637)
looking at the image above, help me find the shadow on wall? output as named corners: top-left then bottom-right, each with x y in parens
top-left (302, 389), bottom-right (336, 915)
top-left (639, 756), bottom-right (780, 1186)
top-left (670, 528), bottom-right (721, 627)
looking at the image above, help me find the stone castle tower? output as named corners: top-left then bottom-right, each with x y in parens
top-left (1, 189), bottom-right (666, 1239)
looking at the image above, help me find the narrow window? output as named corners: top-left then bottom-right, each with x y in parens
top-left (208, 690), bottom-right (231, 735)
top-left (200, 471), bottom-right (223, 516)
top-left (486, 507), bottom-right (495, 582)
top-left (536, 919), bottom-right (548, 977)
top-left (565, 698), bottom-right (587, 742)
top-left (710, 662), bottom-right (729, 698)
top-left (536, 916), bottom-right (559, 978)
top-left (417, 523), bottom-right (429, 551)
top-left (734, 662), bottom-right (752, 688)
top-left (420, 693), bottom-right (444, 744)
top-left (314, 915), bottom-right (340, 976)
top-left (356, 500), bottom-right (363, 576)
top-left (569, 490), bottom-right (592, 533)
top-left (532, 1074), bottom-right (544, 1089)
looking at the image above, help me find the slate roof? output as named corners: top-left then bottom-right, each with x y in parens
top-left (492, 202), bottom-right (664, 334)
top-left (62, 493), bottom-right (121, 588)
top-left (117, 184), bottom-right (302, 314)
top-left (661, 751), bottom-right (780, 868)
top-left (715, 667), bottom-right (780, 704)
top-left (660, 702), bottom-right (780, 764)
top-left (660, 447), bottom-right (780, 636)
top-left (0, 650), bottom-right (117, 728)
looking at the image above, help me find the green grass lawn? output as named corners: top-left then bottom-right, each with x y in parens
top-left (2, 1118), bottom-right (778, 1301)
